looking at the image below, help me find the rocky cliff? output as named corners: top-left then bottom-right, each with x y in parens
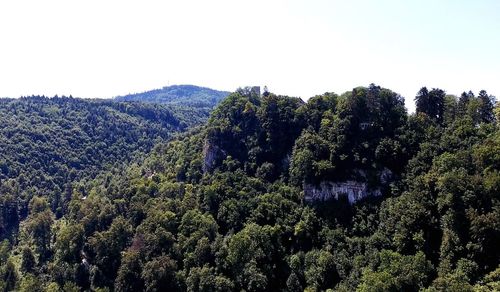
top-left (202, 139), bottom-right (225, 173)
top-left (303, 168), bottom-right (393, 204)
top-left (304, 181), bottom-right (382, 204)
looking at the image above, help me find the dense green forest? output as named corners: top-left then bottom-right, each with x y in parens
top-left (0, 95), bottom-right (199, 236)
top-left (0, 85), bottom-right (499, 291)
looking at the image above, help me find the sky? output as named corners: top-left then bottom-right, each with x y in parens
top-left (0, 0), bottom-right (499, 111)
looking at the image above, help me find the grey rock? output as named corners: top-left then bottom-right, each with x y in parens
top-left (304, 180), bottom-right (381, 204)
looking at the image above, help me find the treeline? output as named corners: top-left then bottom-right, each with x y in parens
top-left (0, 85), bottom-right (499, 291)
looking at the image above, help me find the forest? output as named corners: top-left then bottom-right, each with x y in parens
top-left (0, 85), bottom-right (499, 291)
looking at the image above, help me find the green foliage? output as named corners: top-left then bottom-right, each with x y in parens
top-left (142, 255), bottom-right (179, 292)
top-left (291, 84), bottom-right (407, 184)
top-left (357, 250), bottom-right (433, 291)
top-left (115, 251), bottom-right (144, 292)
top-left (1, 84), bottom-right (498, 291)
top-left (415, 87), bottom-right (446, 124)
top-left (21, 247), bottom-right (35, 273)
top-left (206, 89), bottom-right (304, 178)
top-left (1, 259), bottom-right (18, 291)
top-left (88, 216), bottom-right (133, 288)
top-left (19, 273), bottom-right (42, 292)
top-left (0, 95), bottom-right (186, 238)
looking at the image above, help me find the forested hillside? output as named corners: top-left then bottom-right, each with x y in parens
top-left (0, 96), bottom-right (188, 236)
top-left (1, 85), bottom-right (499, 291)
top-left (115, 85), bottom-right (230, 126)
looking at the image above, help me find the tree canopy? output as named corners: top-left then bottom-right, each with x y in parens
top-left (0, 85), bottom-right (498, 291)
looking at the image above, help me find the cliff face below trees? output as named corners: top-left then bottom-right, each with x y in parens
top-left (203, 131), bottom-right (392, 205)
top-left (304, 181), bottom-right (381, 204)
top-left (202, 140), bottom-right (225, 173)
top-left (303, 168), bottom-right (392, 204)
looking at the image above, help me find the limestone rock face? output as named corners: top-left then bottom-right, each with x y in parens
top-left (202, 140), bottom-right (225, 173)
top-left (304, 181), bottom-right (381, 205)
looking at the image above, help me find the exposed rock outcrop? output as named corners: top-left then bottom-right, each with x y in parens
top-left (303, 168), bottom-right (392, 204)
top-left (304, 181), bottom-right (381, 204)
top-left (202, 139), bottom-right (225, 173)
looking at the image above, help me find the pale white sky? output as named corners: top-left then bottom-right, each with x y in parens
top-left (1, 0), bottom-right (499, 111)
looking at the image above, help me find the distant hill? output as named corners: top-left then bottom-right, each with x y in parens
top-left (115, 85), bottom-right (230, 126)
top-left (115, 84), bottom-right (230, 108)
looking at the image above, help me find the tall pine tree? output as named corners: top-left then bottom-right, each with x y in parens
top-left (478, 90), bottom-right (495, 123)
top-left (415, 87), bottom-right (445, 124)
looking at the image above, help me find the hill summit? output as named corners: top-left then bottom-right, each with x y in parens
top-left (115, 84), bottom-right (230, 108)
